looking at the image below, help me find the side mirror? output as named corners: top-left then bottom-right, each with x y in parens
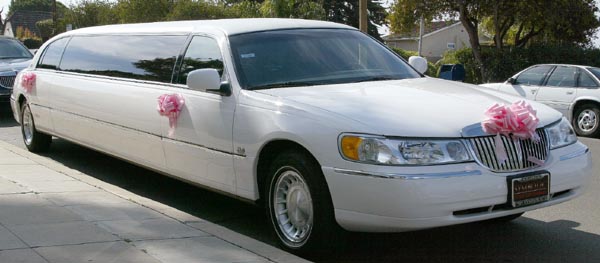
top-left (507, 77), bottom-right (516, 85)
top-left (408, 56), bottom-right (428, 74)
top-left (187, 69), bottom-right (231, 96)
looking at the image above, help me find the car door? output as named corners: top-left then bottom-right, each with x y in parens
top-left (161, 35), bottom-right (237, 194)
top-left (502, 65), bottom-right (554, 100)
top-left (44, 34), bottom-right (188, 172)
top-left (534, 66), bottom-right (578, 116)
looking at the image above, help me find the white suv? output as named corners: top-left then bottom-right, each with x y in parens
top-left (481, 64), bottom-right (600, 137)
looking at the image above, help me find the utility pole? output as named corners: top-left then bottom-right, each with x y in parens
top-left (418, 16), bottom-right (424, 56)
top-left (52, 0), bottom-right (57, 22)
top-left (359, 0), bottom-right (367, 33)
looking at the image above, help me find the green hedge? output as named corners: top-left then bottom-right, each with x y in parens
top-left (22, 38), bottom-right (43, 49)
top-left (390, 47), bottom-right (440, 76)
top-left (440, 45), bottom-right (600, 84)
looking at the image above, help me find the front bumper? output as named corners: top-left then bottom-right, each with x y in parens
top-left (323, 141), bottom-right (592, 232)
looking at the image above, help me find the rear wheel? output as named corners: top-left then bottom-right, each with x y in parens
top-left (21, 103), bottom-right (51, 152)
top-left (573, 104), bottom-right (600, 137)
top-left (265, 151), bottom-right (340, 254)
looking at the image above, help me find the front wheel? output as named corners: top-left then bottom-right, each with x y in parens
top-left (21, 103), bottom-right (51, 152)
top-left (573, 104), bottom-right (600, 137)
top-left (266, 151), bottom-right (340, 254)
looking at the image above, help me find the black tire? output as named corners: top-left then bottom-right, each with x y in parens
top-left (265, 150), bottom-right (340, 254)
top-left (487, 212), bottom-right (524, 223)
top-left (20, 103), bottom-right (51, 152)
top-left (573, 103), bottom-right (600, 137)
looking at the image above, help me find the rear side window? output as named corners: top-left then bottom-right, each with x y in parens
top-left (578, 70), bottom-right (598, 88)
top-left (176, 36), bottom-right (224, 84)
top-left (515, 66), bottom-right (552, 86)
top-left (60, 35), bottom-right (187, 83)
top-left (38, 37), bottom-right (70, 70)
top-left (545, 66), bottom-right (576, 87)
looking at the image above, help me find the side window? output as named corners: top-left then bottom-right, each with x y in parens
top-left (38, 37), bottom-right (70, 70)
top-left (545, 66), bottom-right (576, 87)
top-left (578, 70), bottom-right (598, 88)
top-left (60, 35), bottom-right (187, 83)
top-left (177, 36), bottom-right (224, 85)
top-left (514, 66), bottom-right (552, 85)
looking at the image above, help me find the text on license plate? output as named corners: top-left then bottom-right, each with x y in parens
top-left (511, 173), bottom-right (550, 208)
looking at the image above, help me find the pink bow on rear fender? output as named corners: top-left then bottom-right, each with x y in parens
top-left (21, 72), bottom-right (36, 93)
top-left (157, 93), bottom-right (185, 137)
top-left (481, 101), bottom-right (543, 165)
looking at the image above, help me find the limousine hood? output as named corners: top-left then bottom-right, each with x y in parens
top-left (255, 77), bottom-right (562, 138)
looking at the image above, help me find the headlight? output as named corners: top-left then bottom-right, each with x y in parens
top-left (339, 134), bottom-right (473, 165)
top-left (547, 117), bottom-right (577, 149)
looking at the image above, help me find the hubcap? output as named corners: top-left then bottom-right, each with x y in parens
top-left (273, 169), bottom-right (313, 245)
top-left (22, 106), bottom-right (34, 145)
top-left (577, 109), bottom-right (597, 132)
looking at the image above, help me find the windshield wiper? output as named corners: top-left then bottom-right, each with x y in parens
top-left (250, 81), bottom-right (322, 90)
top-left (355, 76), bottom-right (399, 83)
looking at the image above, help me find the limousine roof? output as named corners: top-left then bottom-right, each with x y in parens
top-left (65, 18), bottom-right (357, 36)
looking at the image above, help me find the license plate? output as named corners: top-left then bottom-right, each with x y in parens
top-left (509, 173), bottom-right (550, 208)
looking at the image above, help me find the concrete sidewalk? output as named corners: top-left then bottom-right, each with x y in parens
top-left (0, 140), bottom-right (310, 263)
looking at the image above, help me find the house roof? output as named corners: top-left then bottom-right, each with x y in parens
top-left (4, 11), bottom-right (52, 37)
top-left (384, 21), bottom-right (461, 41)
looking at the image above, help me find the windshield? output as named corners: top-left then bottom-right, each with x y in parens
top-left (229, 29), bottom-right (421, 90)
top-left (0, 38), bottom-right (33, 59)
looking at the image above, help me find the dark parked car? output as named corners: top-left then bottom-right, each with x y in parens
top-left (0, 36), bottom-right (33, 108)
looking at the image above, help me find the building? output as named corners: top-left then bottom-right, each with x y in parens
top-left (384, 21), bottom-right (490, 62)
top-left (3, 11), bottom-right (52, 38)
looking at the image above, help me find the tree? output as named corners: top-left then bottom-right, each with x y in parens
top-left (64, 0), bottom-right (118, 29)
top-left (260, 0), bottom-right (325, 19)
top-left (8, 0), bottom-right (67, 15)
top-left (115, 0), bottom-right (171, 23)
top-left (323, 0), bottom-right (387, 41)
top-left (168, 0), bottom-right (232, 20)
top-left (388, 0), bottom-right (600, 79)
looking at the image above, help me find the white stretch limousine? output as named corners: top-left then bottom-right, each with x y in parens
top-left (10, 19), bottom-right (592, 252)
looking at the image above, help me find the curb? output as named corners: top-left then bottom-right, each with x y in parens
top-left (0, 139), bottom-right (311, 263)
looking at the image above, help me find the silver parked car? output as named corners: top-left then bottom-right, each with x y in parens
top-left (0, 36), bottom-right (33, 106)
top-left (481, 64), bottom-right (600, 137)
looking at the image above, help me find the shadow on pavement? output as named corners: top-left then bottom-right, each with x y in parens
top-left (0, 111), bottom-right (18, 128)
top-left (16, 137), bottom-right (600, 263)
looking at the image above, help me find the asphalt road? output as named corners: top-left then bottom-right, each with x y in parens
top-left (1, 110), bottom-right (599, 263)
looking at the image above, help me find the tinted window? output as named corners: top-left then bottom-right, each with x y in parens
top-left (514, 66), bottom-right (552, 85)
top-left (0, 38), bottom-right (32, 59)
top-left (60, 35), bottom-right (187, 83)
top-left (578, 70), bottom-right (598, 88)
top-left (229, 29), bottom-right (421, 90)
top-left (587, 67), bottom-right (600, 80)
top-left (38, 37), bottom-right (70, 70)
top-left (545, 66), bottom-right (576, 87)
top-left (177, 36), bottom-right (224, 84)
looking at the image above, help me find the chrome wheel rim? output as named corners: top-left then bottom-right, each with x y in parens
top-left (577, 109), bottom-right (597, 132)
top-left (273, 168), bottom-right (313, 245)
top-left (22, 106), bottom-right (34, 145)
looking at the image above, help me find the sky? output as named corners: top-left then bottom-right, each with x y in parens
top-left (1, 0), bottom-right (600, 46)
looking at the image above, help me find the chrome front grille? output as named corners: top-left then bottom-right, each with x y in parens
top-left (467, 129), bottom-right (548, 172)
top-left (0, 75), bottom-right (16, 89)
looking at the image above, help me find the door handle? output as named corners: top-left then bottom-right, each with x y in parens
top-left (531, 89), bottom-right (538, 94)
top-left (566, 91), bottom-right (574, 95)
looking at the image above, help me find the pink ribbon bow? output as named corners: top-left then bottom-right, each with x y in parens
top-left (21, 72), bottom-right (36, 93)
top-left (481, 101), bottom-right (543, 165)
top-left (157, 93), bottom-right (185, 137)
